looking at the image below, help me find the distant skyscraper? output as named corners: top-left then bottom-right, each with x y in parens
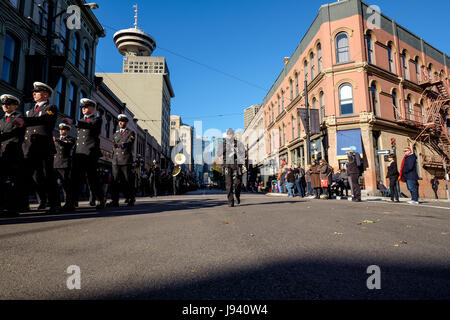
top-left (244, 105), bottom-right (261, 130)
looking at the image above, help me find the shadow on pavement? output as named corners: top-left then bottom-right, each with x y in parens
top-left (0, 198), bottom-right (306, 226)
top-left (79, 256), bottom-right (450, 300)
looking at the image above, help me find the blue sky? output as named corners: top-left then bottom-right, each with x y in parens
top-left (93, 0), bottom-right (450, 135)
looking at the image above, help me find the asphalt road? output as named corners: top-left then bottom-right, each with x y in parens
top-left (0, 191), bottom-right (449, 300)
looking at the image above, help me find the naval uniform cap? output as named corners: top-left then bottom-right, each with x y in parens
top-left (1, 94), bottom-right (20, 105)
top-left (32, 82), bottom-right (53, 94)
top-left (80, 98), bottom-right (97, 108)
top-left (118, 114), bottom-right (129, 122)
top-left (59, 123), bottom-right (71, 130)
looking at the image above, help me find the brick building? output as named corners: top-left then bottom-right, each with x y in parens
top-left (261, 0), bottom-right (449, 198)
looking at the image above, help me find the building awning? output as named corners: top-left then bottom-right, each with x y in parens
top-left (337, 129), bottom-right (362, 156)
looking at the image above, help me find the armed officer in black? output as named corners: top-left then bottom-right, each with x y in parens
top-left (0, 94), bottom-right (25, 216)
top-left (216, 128), bottom-right (246, 207)
top-left (63, 98), bottom-right (105, 210)
top-left (15, 82), bottom-right (59, 214)
top-left (108, 114), bottom-right (136, 207)
top-left (54, 123), bottom-right (75, 211)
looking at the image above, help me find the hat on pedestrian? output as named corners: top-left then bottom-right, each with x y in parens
top-left (118, 114), bottom-right (129, 122)
top-left (80, 98), bottom-right (97, 108)
top-left (32, 82), bottom-right (53, 94)
top-left (59, 123), bottom-right (71, 131)
top-left (1, 94), bottom-right (20, 105)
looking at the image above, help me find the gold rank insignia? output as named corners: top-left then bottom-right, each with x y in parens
top-left (46, 110), bottom-right (54, 115)
top-left (131, 136), bottom-right (135, 139)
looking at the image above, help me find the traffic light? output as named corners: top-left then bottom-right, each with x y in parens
top-left (391, 138), bottom-right (396, 150)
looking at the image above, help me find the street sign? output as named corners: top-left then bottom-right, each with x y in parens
top-left (376, 150), bottom-right (391, 155)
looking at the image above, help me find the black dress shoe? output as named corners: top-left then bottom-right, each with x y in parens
top-left (96, 202), bottom-right (106, 210)
top-left (46, 207), bottom-right (60, 215)
top-left (62, 204), bottom-right (76, 212)
top-left (228, 202), bottom-right (235, 207)
top-left (236, 198), bottom-right (240, 205)
top-left (38, 203), bottom-right (47, 210)
top-left (127, 199), bottom-right (136, 207)
top-left (106, 201), bottom-right (119, 208)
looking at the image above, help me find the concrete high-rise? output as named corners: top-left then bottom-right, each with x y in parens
top-left (96, 5), bottom-right (174, 165)
top-left (244, 105), bottom-right (260, 130)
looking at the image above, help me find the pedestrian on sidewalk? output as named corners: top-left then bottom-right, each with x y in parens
top-left (310, 160), bottom-right (321, 199)
top-left (294, 163), bottom-right (305, 197)
top-left (286, 168), bottom-right (296, 197)
top-left (319, 159), bottom-right (333, 200)
top-left (346, 150), bottom-right (362, 202)
top-left (305, 164), bottom-right (313, 196)
top-left (399, 147), bottom-right (420, 205)
top-left (386, 154), bottom-right (400, 202)
top-left (431, 176), bottom-right (439, 199)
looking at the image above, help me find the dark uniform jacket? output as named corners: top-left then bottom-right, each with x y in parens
top-left (53, 135), bottom-right (75, 169)
top-left (74, 113), bottom-right (102, 158)
top-left (219, 138), bottom-right (245, 169)
top-left (0, 111), bottom-right (24, 162)
top-left (112, 128), bottom-right (135, 166)
top-left (22, 101), bottom-right (58, 159)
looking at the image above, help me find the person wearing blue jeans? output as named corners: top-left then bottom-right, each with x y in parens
top-left (294, 164), bottom-right (305, 197)
top-left (286, 168), bottom-right (296, 197)
top-left (400, 147), bottom-right (420, 204)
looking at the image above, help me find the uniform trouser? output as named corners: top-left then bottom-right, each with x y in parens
top-left (224, 167), bottom-right (241, 205)
top-left (24, 156), bottom-right (59, 208)
top-left (0, 157), bottom-right (24, 212)
top-left (173, 176), bottom-right (180, 195)
top-left (111, 164), bottom-right (134, 203)
top-left (55, 168), bottom-right (73, 206)
top-left (389, 178), bottom-right (399, 201)
top-left (72, 154), bottom-right (104, 205)
top-left (348, 174), bottom-right (361, 200)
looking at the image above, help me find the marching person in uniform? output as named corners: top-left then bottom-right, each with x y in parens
top-left (53, 123), bottom-right (75, 211)
top-left (149, 160), bottom-right (161, 197)
top-left (0, 94), bottom-right (25, 216)
top-left (62, 98), bottom-right (105, 210)
top-left (14, 82), bottom-right (59, 214)
top-left (107, 114), bottom-right (136, 207)
top-left (216, 128), bottom-right (246, 207)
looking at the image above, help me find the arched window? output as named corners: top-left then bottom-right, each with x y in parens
top-left (387, 42), bottom-right (395, 73)
top-left (339, 83), bottom-right (353, 115)
top-left (427, 63), bottom-right (433, 80)
top-left (392, 89), bottom-right (398, 120)
top-left (271, 104), bottom-right (274, 122)
top-left (291, 116), bottom-right (295, 139)
top-left (414, 57), bottom-right (421, 82)
top-left (304, 60), bottom-right (308, 82)
top-left (289, 79), bottom-right (293, 102)
top-left (82, 44), bottom-right (90, 76)
top-left (312, 97), bottom-right (317, 111)
top-left (366, 33), bottom-right (374, 63)
top-left (420, 100), bottom-right (426, 124)
top-left (319, 91), bottom-right (325, 122)
top-left (68, 83), bottom-right (78, 119)
top-left (401, 51), bottom-right (409, 80)
top-left (317, 43), bottom-right (322, 72)
top-left (295, 72), bottom-right (299, 97)
top-left (371, 83), bottom-right (379, 116)
top-left (1, 33), bottom-right (19, 85)
top-left (72, 34), bottom-right (80, 66)
top-left (281, 90), bottom-right (285, 109)
top-left (335, 32), bottom-right (350, 63)
top-left (55, 76), bottom-right (66, 112)
top-left (277, 95), bottom-right (281, 114)
top-left (297, 115), bottom-right (301, 138)
top-left (407, 95), bottom-right (413, 120)
top-left (310, 52), bottom-right (315, 80)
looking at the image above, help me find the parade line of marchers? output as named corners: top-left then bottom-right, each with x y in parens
top-left (182, 304), bottom-right (269, 318)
